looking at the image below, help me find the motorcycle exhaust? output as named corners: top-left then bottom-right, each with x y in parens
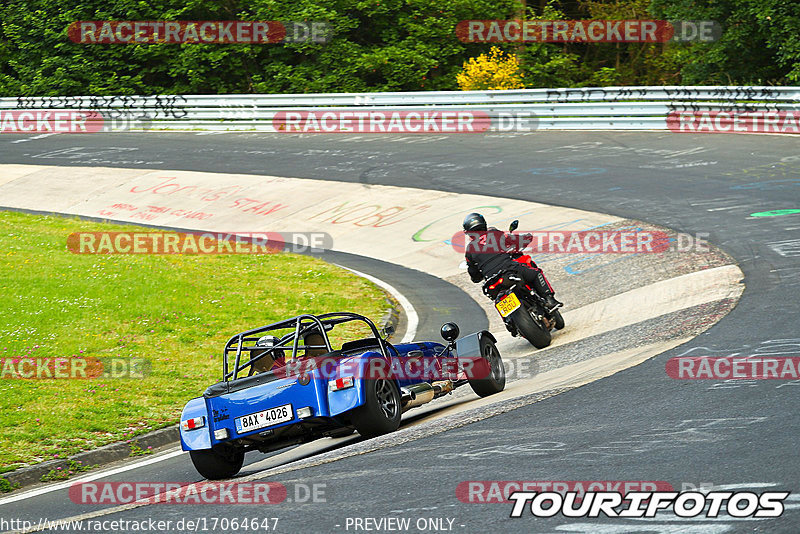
top-left (400, 383), bottom-right (435, 410)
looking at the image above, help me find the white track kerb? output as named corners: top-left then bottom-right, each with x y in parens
top-left (334, 265), bottom-right (418, 343)
top-left (0, 164), bottom-right (743, 514)
top-left (0, 162), bottom-right (741, 368)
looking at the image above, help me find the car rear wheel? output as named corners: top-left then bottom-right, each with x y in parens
top-left (351, 378), bottom-right (402, 438)
top-left (189, 446), bottom-right (244, 480)
top-left (469, 336), bottom-right (506, 397)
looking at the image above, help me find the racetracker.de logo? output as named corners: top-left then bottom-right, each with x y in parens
top-left (457, 481), bottom-right (673, 503)
top-left (67, 232), bottom-right (331, 254)
top-left (68, 21), bottom-right (330, 44)
top-left (272, 110), bottom-right (495, 134)
top-left (0, 110), bottom-right (104, 133)
top-left (456, 20), bottom-right (720, 43)
top-left (451, 230), bottom-right (710, 254)
top-left (69, 482), bottom-right (288, 505)
top-left (667, 111), bottom-right (800, 134)
top-left (0, 357), bottom-right (148, 379)
top-left (279, 354), bottom-right (496, 381)
top-left (666, 357), bottom-right (800, 380)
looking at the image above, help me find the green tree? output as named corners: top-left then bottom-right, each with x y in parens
top-left (0, 0), bottom-right (520, 95)
top-left (649, 0), bottom-right (800, 84)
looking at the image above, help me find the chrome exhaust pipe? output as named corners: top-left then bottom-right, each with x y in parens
top-left (400, 383), bottom-right (435, 411)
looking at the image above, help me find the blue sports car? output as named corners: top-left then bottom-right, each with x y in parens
top-left (179, 312), bottom-right (505, 479)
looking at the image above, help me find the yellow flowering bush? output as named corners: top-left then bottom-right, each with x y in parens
top-left (456, 46), bottom-right (525, 91)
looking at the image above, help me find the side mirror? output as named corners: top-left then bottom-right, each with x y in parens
top-left (509, 220), bottom-right (519, 232)
top-left (440, 322), bottom-right (460, 343)
top-left (382, 324), bottom-right (395, 339)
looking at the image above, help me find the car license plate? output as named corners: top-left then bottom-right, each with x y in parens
top-left (235, 404), bottom-right (293, 434)
top-left (495, 293), bottom-right (521, 317)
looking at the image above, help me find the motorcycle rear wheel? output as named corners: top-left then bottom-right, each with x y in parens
top-left (552, 309), bottom-right (565, 330)
top-left (513, 304), bottom-right (552, 349)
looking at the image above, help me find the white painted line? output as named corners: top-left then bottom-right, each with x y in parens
top-left (10, 133), bottom-right (59, 144)
top-left (707, 205), bottom-right (748, 211)
top-left (0, 449), bottom-right (184, 507)
top-left (335, 265), bottom-right (418, 343)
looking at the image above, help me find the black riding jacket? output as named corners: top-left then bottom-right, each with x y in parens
top-left (464, 228), bottom-right (531, 283)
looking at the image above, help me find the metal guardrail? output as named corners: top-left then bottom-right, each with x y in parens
top-left (1, 86), bottom-right (798, 132)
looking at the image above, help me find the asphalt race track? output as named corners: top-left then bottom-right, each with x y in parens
top-left (1, 130), bottom-right (799, 533)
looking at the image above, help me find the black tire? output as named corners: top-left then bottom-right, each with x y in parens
top-left (469, 336), bottom-right (506, 397)
top-left (189, 446), bottom-right (244, 480)
top-left (513, 303), bottom-right (552, 349)
top-left (350, 378), bottom-right (402, 438)
top-left (552, 309), bottom-right (565, 330)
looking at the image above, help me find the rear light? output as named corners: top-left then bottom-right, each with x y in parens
top-left (296, 407), bottom-right (313, 419)
top-left (181, 416), bottom-right (206, 431)
top-left (328, 376), bottom-right (355, 391)
top-left (214, 428), bottom-right (229, 440)
top-left (488, 277), bottom-right (504, 290)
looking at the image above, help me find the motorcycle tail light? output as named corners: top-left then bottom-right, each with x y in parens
top-left (488, 278), bottom-right (504, 290)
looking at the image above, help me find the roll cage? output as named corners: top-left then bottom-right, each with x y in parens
top-left (222, 312), bottom-right (390, 381)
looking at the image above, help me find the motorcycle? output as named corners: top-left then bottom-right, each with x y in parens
top-left (481, 220), bottom-right (565, 349)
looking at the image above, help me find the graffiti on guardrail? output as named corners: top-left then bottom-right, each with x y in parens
top-left (540, 86), bottom-right (791, 104)
top-left (543, 88), bottom-right (611, 103)
top-left (13, 95), bottom-right (188, 120)
top-left (5, 86), bottom-right (795, 132)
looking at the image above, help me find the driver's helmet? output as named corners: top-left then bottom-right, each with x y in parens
top-left (463, 212), bottom-right (487, 232)
top-left (256, 335), bottom-right (281, 348)
top-left (250, 335), bottom-right (285, 374)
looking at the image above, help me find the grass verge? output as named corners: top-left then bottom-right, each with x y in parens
top-left (0, 211), bottom-right (388, 470)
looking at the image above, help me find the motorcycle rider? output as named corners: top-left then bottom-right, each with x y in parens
top-left (462, 212), bottom-right (562, 312)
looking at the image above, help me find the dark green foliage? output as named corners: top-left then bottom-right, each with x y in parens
top-left (0, 0), bottom-right (796, 96)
